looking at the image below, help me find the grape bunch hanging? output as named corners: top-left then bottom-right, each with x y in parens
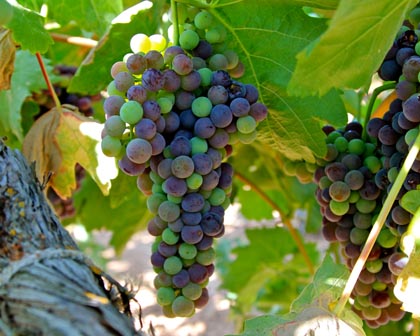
top-left (313, 9), bottom-right (420, 328)
top-left (100, 7), bottom-right (267, 317)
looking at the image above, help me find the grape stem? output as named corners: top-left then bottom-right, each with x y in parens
top-left (171, 0), bottom-right (180, 46)
top-left (362, 82), bottom-right (396, 140)
top-left (50, 33), bottom-right (97, 48)
top-left (333, 130), bottom-right (420, 317)
top-left (36, 52), bottom-right (62, 113)
top-left (234, 171), bottom-right (315, 275)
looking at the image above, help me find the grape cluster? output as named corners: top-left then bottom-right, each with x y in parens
top-left (100, 8), bottom-right (267, 318)
top-left (313, 122), bottom-right (406, 328)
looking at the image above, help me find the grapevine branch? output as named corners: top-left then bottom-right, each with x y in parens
top-left (234, 171), bottom-right (315, 275)
top-left (50, 33), bottom-right (98, 48)
top-left (334, 131), bottom-right (420, 317)
top-left (35, 52), bottom-right (61, 113)
top-left (171, 0), bottom-right (180, 46)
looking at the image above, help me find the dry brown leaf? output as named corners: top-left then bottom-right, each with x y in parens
top-left (0, 28), bottom-right (16, 90)
top-left (22, 107), bottom-right (62, 185)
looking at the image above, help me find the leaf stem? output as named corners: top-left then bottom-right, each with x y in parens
top-left (334, 130), bottom-right (420, 317)
top-left (234, 171), bottom-right (315, 275)
top-left (36, 52), bottom-right (61, 113)
top-left (171, 0), bottom-right (180, 46)
top-left (362, 82), bottom-right (396, 140)
top-left (50, 33), bottom-right (97, 48)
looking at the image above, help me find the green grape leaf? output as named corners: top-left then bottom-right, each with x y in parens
top-left (212, 1), bottom-right (347, 162)
top-left (68, 1), bottom-right (163, 94)
top-left (288, 0), bottom-right (418, 96)
top-left (400, 190), bottom-right (420, 214)
top-left (0, 50), bottom-right (56, 143)
top-left (221, 227), bottom-right (319, 313)
top-left (74, 173), bottom-right (152, 254)
top-left (227, 256), bottom-right (365, 336)
top-left (5, 1), bottom-right (53, 53)
top-left (45, 0), bottom-right (123, 35)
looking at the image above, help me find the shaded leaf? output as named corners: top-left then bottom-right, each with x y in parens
top-left (68, 1), bottom-right (164, 94)
top-left (46, 0), bottom-right (123, 35)
top-left (0, 50), bottom-right (57, 142)
top-left (22, 108), bottom-right (62, 183)
top-left (5, 1), bottom-right (53, 53)
top-left (400, 190), bottom-right (420, 215)
top-left (74, 174), bottom-right (152, 254)
top-left (288, 0), bottom-right (418, 96)
top-left (212, 1), bottom-right (347, 162)
top-left (0, 28), bottom-right (15, 90)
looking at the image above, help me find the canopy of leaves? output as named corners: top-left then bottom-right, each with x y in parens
top-left (288, 0), bottom-right (418, 96)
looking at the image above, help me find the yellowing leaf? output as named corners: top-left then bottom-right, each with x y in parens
top-left (23, 105), bottom-right (113, 199)
top-left (22, 107), bottom-right (62, 184)
top-left (52, 105), bottom-right (112, 198)
top-left (0, 28), bottom-right (15, 90)
top-left (394, 251), bottom-right (420, 318)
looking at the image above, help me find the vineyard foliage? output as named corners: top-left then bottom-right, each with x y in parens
top-left (2, 0), bottom-right (420, 334)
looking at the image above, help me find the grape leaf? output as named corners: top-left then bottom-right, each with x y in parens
top-left (0, 28), bottom-right (15, 90)
top-left (22, 106), bottom-right (114, 198)
top-left (5, 1), bottom-right (53, 53)
top-left (52, 107), bottom-right (113, 198)
top-left (74, 173), bottom-right (152, 254)
top-left (211, 1), bottom-right (347, 162)
top-left (400, 190), bottom-right (420, 214)
top-left (394, 250), bottom-right (420, 318)
top-left (68, 1), bottom-right (164, 94)
top-left (288, 0), bottom-right (418, 96)
top-left (227, 256), bottom-right (365, 336)
top-left (221, 227), bottom-right (319, 313)
top-left (0, 50), bottom-right (56, 143)
top-left (45, 0), bottom-right (123, 36)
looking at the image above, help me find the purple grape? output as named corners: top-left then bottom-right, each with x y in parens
top-left (143, 100), bottom-right (161, 121)
top-left (170, 136), bottom-right (192, 156)
top-left (194, 117), bottom-right (216, 139)
top-left (163, 176), bottom-right (188, 197)
top-left (180, 109), bottom-right (198, 130)
top-left (181, 70), bottom-right (202, 91)
top-left (181, 225), bottom-right (204, 244)
top-left (163, 111), bottom-right (180, 133)
top-left (181, 211), bottom-right (202, 226)
top-left (158, 241), bottom-right (178, 257)
top-left (118, 155), bottom-right (146, 176)
top-left (210, 104), bottom-right (233, 128)
top-left (135, 118), bottom-right (157, 140)
top-left (127, 85), bottom-right (148, 104)
top-left (162, 69), bottom-right (181, 92)
top-left (188, 263), bottom-right (208, 284)
top-left (172, 269), bottom-right (190, 288)
top-left (207, 85), bottom-right (228, 105)
top-left (192, 153), bottom-right (213, 175)
top-left (181, 193), bottom-right (205, 212)
top-left (142, 68), bottom-right (164, 92)
top-left (200, 212), bottom-right (223, 236)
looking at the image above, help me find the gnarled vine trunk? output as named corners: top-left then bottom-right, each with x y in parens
top-left (0, 140), bottom-right (145, 336)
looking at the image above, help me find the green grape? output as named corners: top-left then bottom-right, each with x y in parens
top-left (190, 137), bottom-right (208, 154)
top-left (157, 97), bottom-right (173, 114)
top-left (194, 10), bottom-right (213, 29)
top-left (198, 68), bottom-right (213, 87)
top-left (196, 248), bottom-right (216, 266)
top-left (405, 127), bottom-right (419, 146)
top-left (387, 167), bottom-right (399, 183)
top-left (192, 97), bottom-right (212, 117)
top-left (238, 130), bottom-right (257, 144)
top-left (120, 101), bottom-right (144, 124)
top-left (208, 188), bottom-right (226, 206)
top-left (372, 281), bottom-right (387, 291)
top-left (186, 173), bottom-right (203, 189)
top-left (157, 287), bottom-right (176, 305)
top-left (329, 181), bottom-right (351, 202)
top-left (223, 50), bottom-right (239, 70)
top-left (237, 116), bottom-right (257, 134)
top-left (364, 156), bottom-right (381, 173)
top-left (167, 194), bottom-right (182, 204)
top-left (319, 176), bottom-right (332, 189)
top-left (361, 306), bottom-right (382, 320)
top-left (348, 139), bottom-right (365, 155)
top-left (348, 190), bottom-right (360, 203)
top-left (205, 25), bottom-right (226, 44)
top-left (377, 229), bottom-right (398, 248)
top-left (179, 30), bottom-right (200, 50)
top-left (163, 256), bottom-right (183, 275)
top-left (333, 136), bottom-right (348, 152)
top-left (208, 54), bottom-right (228, 70)
top-left (101, 135), bottom-right (122, 157)
top-left (182, 283), bottom-right (202, 300)
top-left (172, 295), bottom-right (195, 317)
top-left (104, 115), bottom-right (126, 137)
top-left (350, 227), bottom-right (369, 245)
top-left (355, 198), bottom-right (376, 214)
top-left (326, 130), bottom-right (342, 143)
top-left (162, 228), bottom-right (180, 245)
top-left (152, 183), bottom-right (164, 194)
top-left (366, 259), bottom-right (383, 273)
top-left (329, 200), bottom-right (349, 216)
top-left (179, 243), bottom-right (197, 259)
